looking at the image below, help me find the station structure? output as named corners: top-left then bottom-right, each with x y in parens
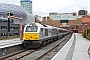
top-left (41, 10), bottom-right (90, 34)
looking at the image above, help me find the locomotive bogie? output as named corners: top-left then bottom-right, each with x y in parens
top-left (22, 40), bottom-right (40, 48)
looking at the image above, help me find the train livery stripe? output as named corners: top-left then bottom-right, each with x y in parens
top-left (23, 33), bottom-right (40, 40)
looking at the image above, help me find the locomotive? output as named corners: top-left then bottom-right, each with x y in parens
top-left (22, 22), bottom-right (69, 49)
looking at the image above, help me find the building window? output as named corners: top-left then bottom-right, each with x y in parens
top-left (1, 26), bottom-right (7, 29)
top-left (1, 33), bottom-right (7, 36)
top-left (1, 33), bottom-right (3, 36)
top-left (14, 33), bottom-right (18, 35)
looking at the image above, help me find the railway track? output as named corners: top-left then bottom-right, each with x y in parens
top-left (0, 49), bottom-right (34, 60)
top-left (0, 34), bottom-right (72, 60)
top-left (37, 34), bottom-right (71, 60)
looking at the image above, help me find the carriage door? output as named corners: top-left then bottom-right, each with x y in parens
top-left (48, 29), bottom-right (51, 37)
top-left (40, 28), bottom-right (44, 39)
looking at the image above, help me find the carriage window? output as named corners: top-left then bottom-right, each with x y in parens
top-left (40, 28), bottom-right (43, 35)
top-left (41, 28), bottom-right (43, 33)
top-left (25, 26), bottom-right (37, 32)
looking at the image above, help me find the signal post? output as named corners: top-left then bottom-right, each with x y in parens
top-left (7, 14), bottom-right (23, 40)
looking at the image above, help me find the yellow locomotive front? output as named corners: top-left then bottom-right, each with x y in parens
top-left (24, 32), bottom-right (39, 40)
top-left (22, 23), bottom-right (40, 48)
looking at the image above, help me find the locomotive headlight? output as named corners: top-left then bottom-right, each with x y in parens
top-left (23, 37), bottom-right (25, 40)
top-left (38, 41), bottom-right (40, 43)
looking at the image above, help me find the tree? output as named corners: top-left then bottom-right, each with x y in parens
top-left (83, 29), bottom-right (86, 38)
top-left (88, 31), bottom-right (90, 40)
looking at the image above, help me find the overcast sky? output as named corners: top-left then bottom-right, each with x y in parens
top-left (0, 0), bottom-right (90, 16)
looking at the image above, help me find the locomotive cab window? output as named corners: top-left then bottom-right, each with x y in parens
top-left (25, 26), bottom-right (37, 32)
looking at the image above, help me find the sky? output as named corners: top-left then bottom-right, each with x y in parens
top-left (0, 0), bottom-right (90, 16)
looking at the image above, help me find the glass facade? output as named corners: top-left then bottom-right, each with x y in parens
top-left (0, 3), bottom-right (27, 17)
top-left (0, 3), bottom-right (35, 25)
top-left (20, 0), bottom-right (32, 14)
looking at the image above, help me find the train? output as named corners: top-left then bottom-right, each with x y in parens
top-left (22, 22), bottom-right (70, 49)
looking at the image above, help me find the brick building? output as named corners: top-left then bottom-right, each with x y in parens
top-left (42, 17), bottom-right (62, 27)
top-left (41, 10), bottom-right (90, 34)
top-left (81, 16), bottom-right (90, 34)
top-left (42, 15), bottom-right (83, 33)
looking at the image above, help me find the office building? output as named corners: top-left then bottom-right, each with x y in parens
top-left (78, 10), bottom-right (88, 16)
top-left (20, 0), bottom-right (32, 14)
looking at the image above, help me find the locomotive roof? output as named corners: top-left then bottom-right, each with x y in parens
top-left (25, 22), bottom-right (69, 31)
top-left (26, 22), bottom-right (54, 29)
top-left (45, 25), bottom-right (54, 29)
top-left (26, 23), bottom-right (69, 31)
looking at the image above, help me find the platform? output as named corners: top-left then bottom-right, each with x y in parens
top-left (51, 33), bottom-right (90, 60)
top-left (0, 38), bottom-right (23, 58)
top-left (0, 38), bottom-right (22, 49)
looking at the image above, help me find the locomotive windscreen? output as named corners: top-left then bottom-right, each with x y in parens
top-left (25, 26), bottom-right (38, 32)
